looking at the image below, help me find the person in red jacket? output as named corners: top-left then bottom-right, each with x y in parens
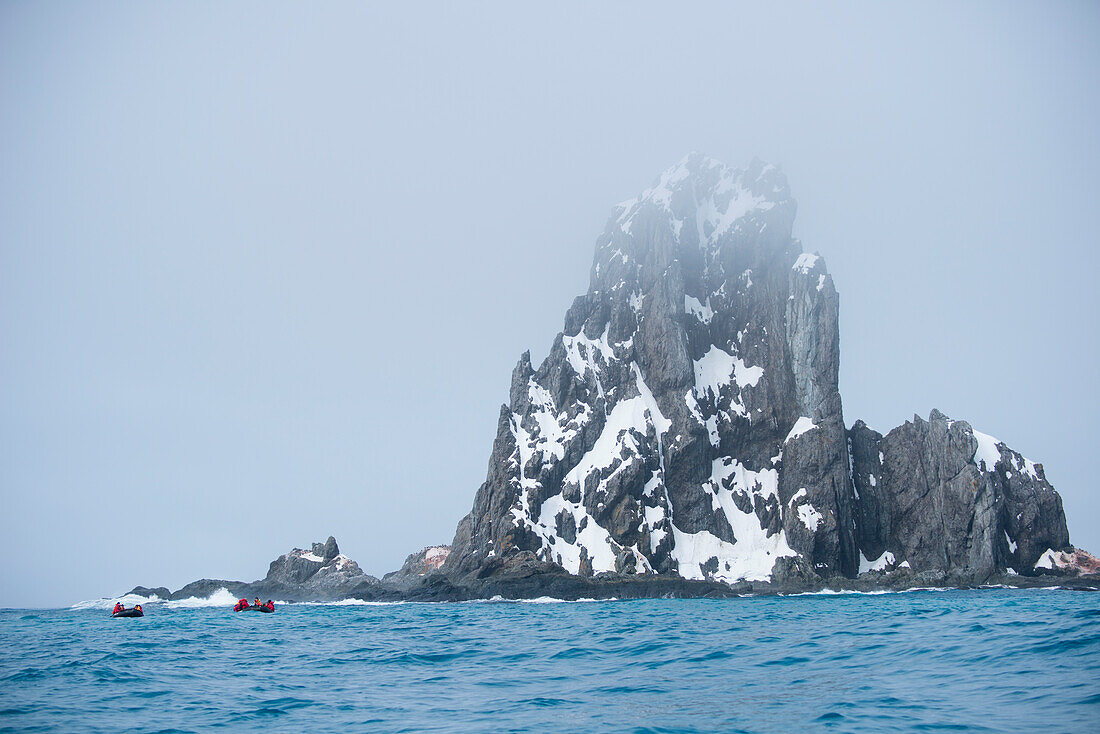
top-left (113, 602), bottom-right (123, 615)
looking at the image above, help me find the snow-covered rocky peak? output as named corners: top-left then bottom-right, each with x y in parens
top-left (614, 153), bottom-right (790, 242)
top-left (591, 154), bottom-right (800, 298)
top-left (263, 536), bottom-right (367, 587)
top-left (448, 154), bottom-right (853, 585)
top-left (445, 155), bottom-right (1075, 591)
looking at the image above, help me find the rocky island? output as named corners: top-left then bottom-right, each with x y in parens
top-left (128, 155), bottom-right (1098, 602)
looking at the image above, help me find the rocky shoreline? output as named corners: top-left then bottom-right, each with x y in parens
top-left (126, 536), bottom-right (1100, 605)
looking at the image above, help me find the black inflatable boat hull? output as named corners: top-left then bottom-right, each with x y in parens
top-left (112, 609), bottom-right (144, 618)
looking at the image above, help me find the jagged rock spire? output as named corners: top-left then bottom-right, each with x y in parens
top-left (448, 154), bottom-right (854, 582)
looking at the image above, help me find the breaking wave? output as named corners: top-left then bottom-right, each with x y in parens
top-left (71, 587), bottom-right (239, 610)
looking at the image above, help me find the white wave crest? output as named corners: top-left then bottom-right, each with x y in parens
top-left (72, 587), bottom-right (241, 610)
top-left (485, 595), bottom-right (617, 604)
top-left (284, 599), bottom-right (408, 606)
top-left (781, 589), bottom-right (893, 597)
top-left (164, 587), bottom-right (239, 608)
top-left (71, 592), bottom-right (165, 610)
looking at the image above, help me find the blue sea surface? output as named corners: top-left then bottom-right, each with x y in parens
top-left (1, 589), bottom-right (1098, 733)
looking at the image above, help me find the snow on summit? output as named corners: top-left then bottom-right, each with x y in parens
top-left (613, 153), bottom-right (791, 248)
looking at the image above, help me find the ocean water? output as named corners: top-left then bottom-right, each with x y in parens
top-left (1, 589), bottom-right (1097, 733)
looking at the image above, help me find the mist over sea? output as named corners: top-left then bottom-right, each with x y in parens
top-left (2, 589), bottom-right (1097, 732)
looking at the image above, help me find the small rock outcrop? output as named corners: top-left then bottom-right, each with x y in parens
top-left (1033, 547), bottom-right (1100, 576)
top-left (128, 536), bottom-right (379, 602)
top-left (382, 546), bottom-right (451, 589)
top-left (263, 536), bottom-right (368, 593)
top-left (250, 536), bottom-right (378, 599)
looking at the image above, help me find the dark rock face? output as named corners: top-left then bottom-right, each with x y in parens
top-left (447, 154), bottom-right (857, 584)
top-left (849, 411), bottom-right (1070, 578)
top-left (317, 537), bottom-right (340, 562)
top-left (266, 548), bottom-right (326, 585)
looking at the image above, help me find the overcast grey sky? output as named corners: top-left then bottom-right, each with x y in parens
top-left (2, 2), bottom-right (1097, 608)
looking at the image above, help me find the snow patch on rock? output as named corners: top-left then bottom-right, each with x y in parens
top-left (859, 550), bottom-right (897, 573)
top-left (785, 417), bottom-right (817, 443)
top-left (693, 346), bottom-right (763, 403)
top-left (671, 457), bottom-right (795, 582)
top-left (793, 253), bottom-right (819, 273)
top-left (972, 429), bottom-right (1002, 472)
top-left (684, 294), bottom-right (714, 324)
